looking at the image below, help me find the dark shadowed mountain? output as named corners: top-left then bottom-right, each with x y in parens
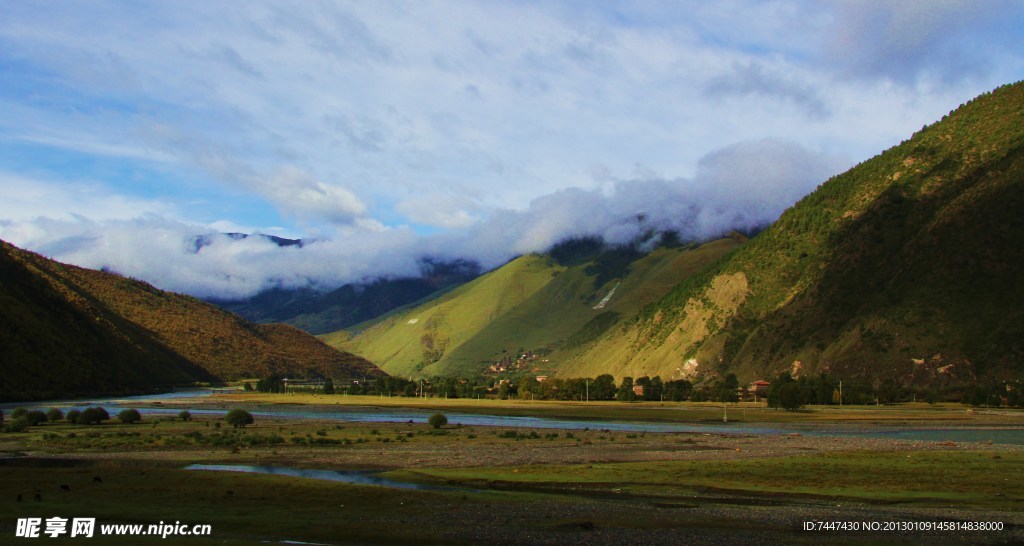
top-left (210, 258), bottom-right (481, 334)
top-left (0, 240), bottom-right (382, 401)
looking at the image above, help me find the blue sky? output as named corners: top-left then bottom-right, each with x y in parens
top-left (1, 1), bottom-right (1022, 298)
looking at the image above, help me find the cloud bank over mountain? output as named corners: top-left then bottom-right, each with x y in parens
top-left (1, 138), bottom-right (843, 298)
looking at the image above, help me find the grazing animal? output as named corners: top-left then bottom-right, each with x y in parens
top-left (60, 485), bottom-right (70, 492)
top-left (34, 493), bottom-right (42, 502)
top-left (16, 494), bottom-right (22, 502)
top-left (93, 476), bottom-right (103, 483)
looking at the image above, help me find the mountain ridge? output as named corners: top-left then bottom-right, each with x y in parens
top-left (1, 240), bottom-right (382, 401)
top-left (562, 81), bottom-right (1024, 388)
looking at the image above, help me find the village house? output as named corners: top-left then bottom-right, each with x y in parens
top-left (745, 380), bottom-right (770, 402)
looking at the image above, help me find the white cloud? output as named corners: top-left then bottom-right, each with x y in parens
top-left (0, 171), bottom-right (175, 222)
top-left (1, 1), bottom-right (1023, 299)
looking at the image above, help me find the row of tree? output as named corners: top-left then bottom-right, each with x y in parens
top-left (764, 373), bottom-right (1024, 410)
top-left (247, 371), bottom-right (1024, 408)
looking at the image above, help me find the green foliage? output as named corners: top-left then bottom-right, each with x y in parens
top-left (775, 383), bottom-right (804, 411)
top-left (46, 408), bottom-right (63, 422)
top-left (225, 409), bottom-right (254, 428)
top-left (65, 409), bottom-right (82, 424)
top-left (117, 409), bottom-right (142, 424)
top-left (323, 378), bottom-right (335, 394)
top-left (616, 377), bottom-right (636, 402)
top-left (179, 410), bottom-right (192, 421)
top-left (428, 413), bottom-right (448, 429)
top-left (24, 410), bottom-right (47, 426)
top-left (590, 374), bottom-right (617, 400)
top-left (76, 407), bottom-right (109, 425)
top-left (4, 417), bottom-right (29, 433)
top-left (256, 375), bottom-right (285, 393)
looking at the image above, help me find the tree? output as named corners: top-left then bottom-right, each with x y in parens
top-left (225, 409), bottom-right (254, 428)
top-left (117, 409), bottom-right (142, 424)
top-left (428, 413), bottom-right (448, 429)
top-left (11, 408), bottom-right (27, 419)
top-left (65, 409), bottom-right (82, 424)
top-left (591, 374), bottom-right (617, 401)
top-left (25, 411), bottom-right (48, 426)
top-left (498, 382), bottom-right (510, 400)
top-left (179, 410), bottom-right (192, 421)
top-left (776, 383), bottom-right (804, 411)
top-left (75, 407), bottom-right (109, 425)
top-left (616, 377), bottom-right (636, 402)
top-left (323, 378), bottom-right (335, 395)
top-left (256, 375), bottom-right (284, 393)
top-left (664, 379), bottom-right (692, 401)
top-left (46, 408), bottom-right (64, 423)
top-left (715, 374), bottom-right (740, 402)
top-left (4, 417), bottom-right (29, 433)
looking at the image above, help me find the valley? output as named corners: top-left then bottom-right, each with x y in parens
top-left (2, 392), bottom-right (1022, 544)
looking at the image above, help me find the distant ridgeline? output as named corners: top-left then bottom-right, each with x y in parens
top-left (210, 257), bottom-right (481, 335)
top-left (325, 81), bottom-right (1024, 398)
top-left (0, 240), bottom-right (382, 401)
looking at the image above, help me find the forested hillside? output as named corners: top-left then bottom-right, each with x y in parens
top-left (1, 241), bottom-right (381, 401)
top-left (562, 82), bottom-right (1024, 389)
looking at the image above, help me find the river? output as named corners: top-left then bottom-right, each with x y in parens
top-left (6, 390), bottom-right (1024, 445)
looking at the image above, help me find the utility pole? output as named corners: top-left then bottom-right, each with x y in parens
top-left (723, 401), bottom-right (728, 423)
top-left (585, 380), bottom-right (589, 402)
top-left (839, 380), bottom-right (843, 407)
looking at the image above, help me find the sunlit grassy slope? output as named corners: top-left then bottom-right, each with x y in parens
top-left (573, 81), bottom-right (1024, 384)
top-left (324, 238), bottom-right (740, 378)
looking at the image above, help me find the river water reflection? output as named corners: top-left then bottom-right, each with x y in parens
top-left (8, 390), bottom-right (1024, 445)
top-left (185, 464), bottom-right (464, 491)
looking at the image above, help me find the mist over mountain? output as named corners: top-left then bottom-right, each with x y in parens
top-left (0, 139), bottom-right (844, 301)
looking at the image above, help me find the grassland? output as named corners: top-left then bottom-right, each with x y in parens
top-left (325, 238), bottom-right (741, 379)
top-left (3, 395), bottom-right (1023, 544)
top-left (215, 391), bottom-right (1024, 426)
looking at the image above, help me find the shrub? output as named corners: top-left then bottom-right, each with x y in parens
top-left (76, 407), bottom-right (110, 425)
top-left (179, 410), bottom-right (192, 422)
top-left (117, 409), bottom-right (142, 424)
top-left (776, 383), bottom-right (804, 411)
top-left (4, 417), bottom-right (29, 433)
top-left (225, 409), bottom-right (254, 428)
top-left (24, 411), bottom-right (48, 426)
top-left (428, 413), bottom-right (448, 429)
top-left (65, 409), bottom-right (82, 424)
top-left (11, 408), bottom-right (28, 419)
top-left (46, 408), bottom-right (64, 423)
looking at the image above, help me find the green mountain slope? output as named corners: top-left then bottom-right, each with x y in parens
top-left (1, 240), bottom-right (381, 401)
top-left (323, 238), bottom-right (741, 378)
top-left (566, 81), bottom-right (1024, 386)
